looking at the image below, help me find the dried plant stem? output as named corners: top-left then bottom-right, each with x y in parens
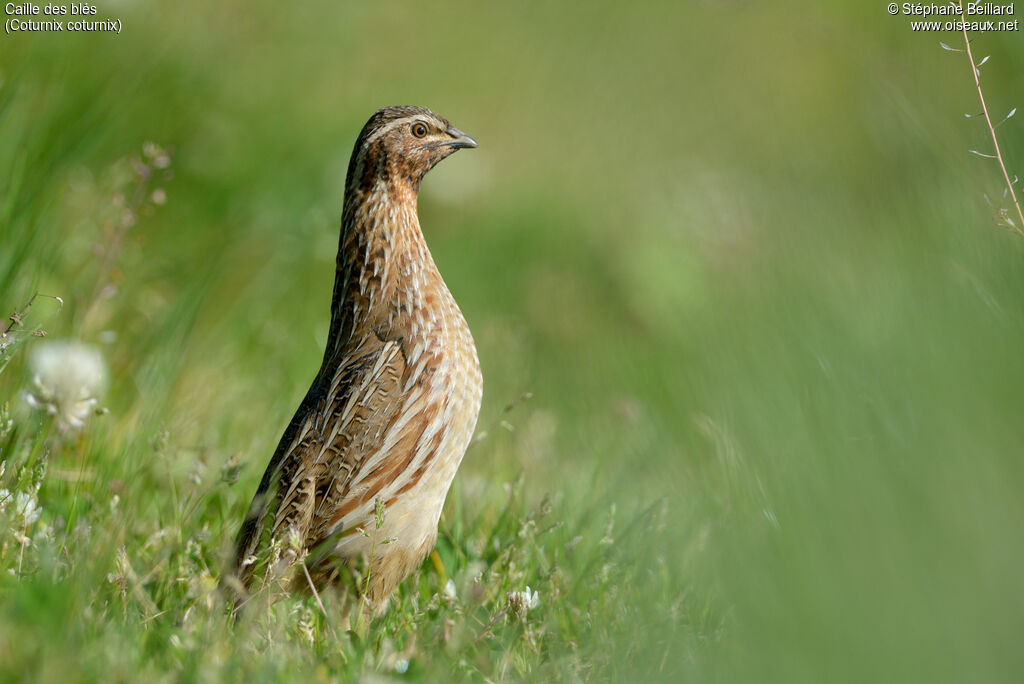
top-left (1, 293), bottom-right (62, 340)
top-left (957, 1), bottom-right (1024, 234)
top-left (302, 561), bottom-right (329, 619)
top-left (301, 560), bottom-right (346, 659)
top-left (81, 160), bottom-right (152, 328)
top-left (474, 606), bottom-right (511, 643)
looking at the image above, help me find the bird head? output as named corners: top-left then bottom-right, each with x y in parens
top-left (346, 105), bottom-right (477, 195)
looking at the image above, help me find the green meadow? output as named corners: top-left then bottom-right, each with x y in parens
top-left (2, 1), bottom-right (1023, 680)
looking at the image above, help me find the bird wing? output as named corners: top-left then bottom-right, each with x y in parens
top-left (307, 332), bottom-right (448, 544)
top-left (269, 333), bottom-right (407, 542)
top-left (233, 333), bottom-right (406, 571)
top-left (308, 343), bottom-right (446, 546)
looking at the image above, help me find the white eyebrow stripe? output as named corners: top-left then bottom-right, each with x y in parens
top-left (364, 116), bottom-right (427, 145)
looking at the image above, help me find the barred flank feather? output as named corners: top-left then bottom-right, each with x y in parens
top-left (232, 106), bottom-right (482, 609)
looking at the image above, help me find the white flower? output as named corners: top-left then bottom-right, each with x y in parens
top-left (507, 586), bottom-right (540, 619)
top-left (443, 578), bottom-right (457, 601)
top-left (22, 340), bottom-right (108, 431)
top-left (13, 491), bottom-right (41, 526)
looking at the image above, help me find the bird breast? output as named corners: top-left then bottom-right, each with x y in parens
top-left (324, 197), bottom-right (482, 557)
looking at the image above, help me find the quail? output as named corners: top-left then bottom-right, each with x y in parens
top-left (233, 106), bottom-right (482, 610)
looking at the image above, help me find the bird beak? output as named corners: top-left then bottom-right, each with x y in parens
top-left (444, 127), bottom-right (478, 149)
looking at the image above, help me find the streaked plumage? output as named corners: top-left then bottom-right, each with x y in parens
top-left (232, 106), bottom-right (482, 608)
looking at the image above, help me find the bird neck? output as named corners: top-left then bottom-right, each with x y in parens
top-left (323, 180), bottom-right (440, 360)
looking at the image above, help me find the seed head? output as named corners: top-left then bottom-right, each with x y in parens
top-left (22, 340), bottom-right (108, 431)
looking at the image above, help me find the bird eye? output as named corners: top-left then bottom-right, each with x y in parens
top-left (411, 122), bottom-right (428, 138)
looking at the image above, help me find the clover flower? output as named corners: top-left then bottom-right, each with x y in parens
top-left (13, 491), bottom-right (41, 526)
top-left (507, 585), bottom-right (540, 619)
top-left (22, 341), bottom-right (108, 431)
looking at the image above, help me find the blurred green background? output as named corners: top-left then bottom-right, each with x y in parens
top-left (3, 0), bottom-right (1024, 681)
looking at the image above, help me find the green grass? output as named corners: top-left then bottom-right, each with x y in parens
top-left (2, 0), bottom-right (1024, 681)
